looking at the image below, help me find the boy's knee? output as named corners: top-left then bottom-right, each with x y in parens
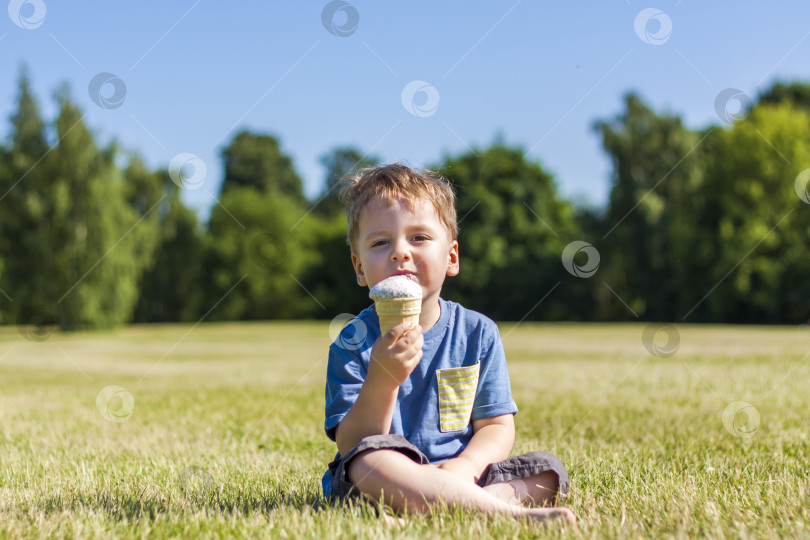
top-left (347, 449), bottom-right (406, 484)
top-left (521, 452), bottom-right (568, 492)
top-left (533, 470), bottom-right (560, 495)
top-left (482, 451), bottom-right (570, 500)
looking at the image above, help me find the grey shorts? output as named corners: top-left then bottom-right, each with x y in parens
top-left (326, 434), bottom-right (569, 502)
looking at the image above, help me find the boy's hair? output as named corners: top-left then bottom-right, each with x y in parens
top-left (339, 163), bottom-right (458, 250)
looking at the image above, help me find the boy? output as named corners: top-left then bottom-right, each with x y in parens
top-left (322, 164), bottom-right (576, 525)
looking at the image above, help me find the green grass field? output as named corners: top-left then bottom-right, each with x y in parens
top-left (1, 321), bottom-right (808, 538)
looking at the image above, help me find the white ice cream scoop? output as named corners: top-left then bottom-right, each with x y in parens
top-left (369, 276), bottom-right (422, 334)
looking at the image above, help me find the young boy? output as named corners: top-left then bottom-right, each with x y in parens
top-left (322, 164), bottom-right (576, 525)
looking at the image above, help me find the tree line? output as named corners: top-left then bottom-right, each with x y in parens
top-left (1, 70), bottom-right (808, 330)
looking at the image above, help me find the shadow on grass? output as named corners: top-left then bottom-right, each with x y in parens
top-left (31, 488), bottom-right (333, 522)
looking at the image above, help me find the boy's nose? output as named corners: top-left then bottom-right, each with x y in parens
top-left (390, 238), bottom-right (411, 261)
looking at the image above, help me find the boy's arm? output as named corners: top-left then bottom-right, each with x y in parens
top-left (437, 414), bottom-right (515, 483)
top-left (335, 322), bottom-right (423, 456)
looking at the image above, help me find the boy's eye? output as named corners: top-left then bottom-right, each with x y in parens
top-left (413, 235), bottom-right (429, 242)
top-left (371, 240), bottom-right (387, 247)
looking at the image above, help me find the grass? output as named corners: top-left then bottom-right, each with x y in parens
top-left (1, 320), bottom-right (808, 538)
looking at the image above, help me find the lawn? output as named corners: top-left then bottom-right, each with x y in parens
top-left (1, 321), bottom-right (808, 538)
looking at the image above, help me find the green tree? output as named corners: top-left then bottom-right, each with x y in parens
top-left (220, 131), bottom-right (305, 203)
top-left (594, 93), bottom-right (707, 321)
top-left (123, 154), bottom-right (165, 218)
top-left (315, 146), bottom-right (378, 217)
top-left (1, 69), bottom-right (55, 327)
top-left (282, 146), bottom-right (381, 318)
top-left (700, 103), bottom-right (810, 322)
top-left (46, 87), bottom-right (155, 328)
top-left (0, 145), bottom-right (9, 324)
top-left (202, 187), bottom-right (319, 320)
top-left (125, 157), bottom-right (203, 323)
top-left (757, 80), bottom-right (810, 113)
top-left (1, 74), bottom-right (162, 329)
top-left (436, 144), bottom-right (584, 321)
top-left (132, 180), bottom-right (204, 323)
top-left (296, 211), bottom-right (372, 318)
top-left (117, 155), bottom-right (164, 318)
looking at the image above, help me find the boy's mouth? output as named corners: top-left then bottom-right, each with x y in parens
top-left (392, 270), bottom-right (417, 280)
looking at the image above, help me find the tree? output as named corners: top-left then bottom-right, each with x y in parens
top-left (295, 211), bottom-right (372, 318)
top-left (701, 102), bottom-right (810, 322)
top-left (593, 93), bottom-right (707, 321)
top-left (204, 131), bottom-right (319, 320)
top-left (123, 154), bottom-right (166, 218)
top-left (45, 87), bottom-right (156, 328)
top-left (1, 69), bottom-right (55, 327)
top-left (1, 72), bottom-right (163, 329)
top-left (0, 145), bottom-right (9, 324)
top-left (201, 186), bottom-right (318, 320)
top-left (757, 81), bottom-right (810, 113)
top-left (436, 144), bottom-right (584, 321)
top-left (279, 146), bottom-right (381, 318)
top-left (315, 146), bottom-right (378, 217)
top-left (132, 190), bottom-right (204, 323)
top-left (219, 131), bottom-right (305, 203)
top-left (129, 162), bottom-right (204, 323)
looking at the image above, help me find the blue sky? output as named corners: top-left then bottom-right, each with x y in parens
top-left (2, 1), bottom-right (809, 221)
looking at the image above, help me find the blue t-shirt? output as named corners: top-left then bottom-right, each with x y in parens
top-left (322, 297), bottom-right (518, 496)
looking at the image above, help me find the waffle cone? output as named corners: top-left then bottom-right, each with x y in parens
top-left (374, 297), bottom-right (421, 335)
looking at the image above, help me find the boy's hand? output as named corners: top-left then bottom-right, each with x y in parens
top-left (437, 456), bottom-right (482, 484)
top-left (367, 321), bottom-right (423, 388)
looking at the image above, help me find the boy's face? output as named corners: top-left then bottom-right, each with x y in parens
top-left (351, 195), bottom-right (459, 301)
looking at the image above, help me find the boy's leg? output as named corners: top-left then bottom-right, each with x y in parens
top-left (347, 449), bottom-right (575, 524)
top-left (477, 451), bottom-right (569, 507)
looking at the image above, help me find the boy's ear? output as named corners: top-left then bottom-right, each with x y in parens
top-left (351, 252), bottom-right (368, 287)
top-left (446, 240), bottom-right (460, 277)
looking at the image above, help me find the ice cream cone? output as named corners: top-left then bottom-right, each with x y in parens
top-left (374, 297), bottom-right (421, 335)
top-left (369, 275), bottom-right (423, 334)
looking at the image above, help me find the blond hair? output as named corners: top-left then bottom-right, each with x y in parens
top-left (339, 163), bottom-right (458, 250)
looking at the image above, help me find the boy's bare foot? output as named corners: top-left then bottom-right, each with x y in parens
top-left (382, 513), bottom-right (407, 526)
top-left (524, 507), bottom-right (578, 530)
top-left (381, 506), bottom-right (576, 529)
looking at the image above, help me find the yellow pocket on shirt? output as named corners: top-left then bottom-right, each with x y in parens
top-left (436, 363), bottom-right (480, 433)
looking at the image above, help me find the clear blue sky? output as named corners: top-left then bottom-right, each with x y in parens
top-left (2, 1), bottom-right (809, 222)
